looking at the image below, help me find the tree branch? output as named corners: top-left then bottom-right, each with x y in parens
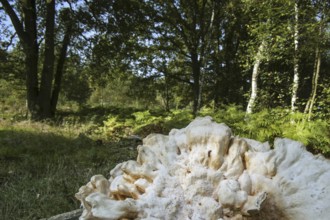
top-left (0, 0), bottom-right (27, 44)
top-left (2, 32), bottom-right (16, 50)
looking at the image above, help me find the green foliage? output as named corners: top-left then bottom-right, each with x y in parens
top-left (0, 79), bottom-right (26, 118)
top-left (88, 71), bottom-right (161, 109)
top-left (0, 49), bottom-right (26, 118)
top-left (101, 109), bottom-right (194, 138)
top-left (315, 81), bottom-right (330, 119)
top-left (59, 56), bottom-right (92, 107)
top-left (201, 106), bottom-right (330, 156)
top-left (99, 106), bottom-right (330, 156)
top-left (60, 72), bottom-right (92, 107)
top-left (2, 0), bottom-right (330, 119)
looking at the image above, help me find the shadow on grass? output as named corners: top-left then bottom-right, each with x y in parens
top-left (0, 129), bottom-right (137, 220)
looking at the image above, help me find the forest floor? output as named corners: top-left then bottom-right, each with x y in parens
top-left (0, 107), bottom-right (140, 219)
top-left (0, 106), bottom-right (329, 219)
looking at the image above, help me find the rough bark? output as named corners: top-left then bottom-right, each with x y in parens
top-left (51, 24), bottom-right (72, 116)
top-left (20, 0), bottom-right (40, 118)
top-left (291, 1), bottom-right (299, 112)
top-left (39, 0), bottom-right (55, 119)
top-left (246, 41), bottom-right (265, 114)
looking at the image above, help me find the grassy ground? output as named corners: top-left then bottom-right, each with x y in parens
top-left (0, 117), bottom-right (138, 219)
top-left (0, 106), bottom-right (329, 219)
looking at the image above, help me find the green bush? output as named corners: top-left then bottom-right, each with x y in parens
top-left (200, 106), bottom-right (330, 156)
top-left (99, 106), bottom-right (329, 156)
top-left (100, 109), bottom-right (194, 138)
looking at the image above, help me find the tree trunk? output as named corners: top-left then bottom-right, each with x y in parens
top-left (304, 8), bottom-right (325, 121)
top-left (39, 0), bottom-right (55, 119)
top-left (164, 73), bottom-right (171, 112)
top-left (213, 37), bottom-right (221, 107)
top-left (164, 82), bottom-right (171, 112)
top-left (213, 75), bottom-right (221, 107)
top-left (0, 0), bottom-right (39, 118)
top-left (246, 41), bottom-right (265, 114)
top-left (24, 45), bottom-right (39, 119)
top-left (51, 24), bottom-right (72, 116)
top-left (291, 1), bottom-right (299, 112)
top-left (21, 0), bottom-right (40, 119)
top-left (304, 46), bottom-right (321, 121)
top-left (191, 52), bottom-right (201, 116)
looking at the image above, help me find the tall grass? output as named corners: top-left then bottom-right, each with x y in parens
top-left (0, 119), bottom-right (137, 219)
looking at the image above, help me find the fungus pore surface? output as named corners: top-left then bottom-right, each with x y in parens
top-left (76, 117), bottom-right (330, 220)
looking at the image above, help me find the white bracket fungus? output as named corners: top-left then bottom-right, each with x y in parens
top-left (76, 117), bottom-right (330, 220)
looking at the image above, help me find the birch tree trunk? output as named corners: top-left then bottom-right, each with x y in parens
top-left (291, 0), bottom-right (299, 112)
top-left (304, 45), bottom-right (321, 121)
top-left (198, 6), bottom-right (215, 112)
top-left (304, 6), bottom-right (325, 121)
top-left (191, 52), bottom-right (201, 116)
top-left (246, 41), bottom-right (265, 114)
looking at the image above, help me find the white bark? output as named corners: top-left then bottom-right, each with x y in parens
top-left (304, 46), bottom-right (321, 121)
top-left (199, 7), bottom-right (216, 110)
top-left (246, 41), bottom-right (265, 114)
top-left (291, 1), bottom-right (299, 112)
top-left (304, 11), bottom-right (324, 121)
